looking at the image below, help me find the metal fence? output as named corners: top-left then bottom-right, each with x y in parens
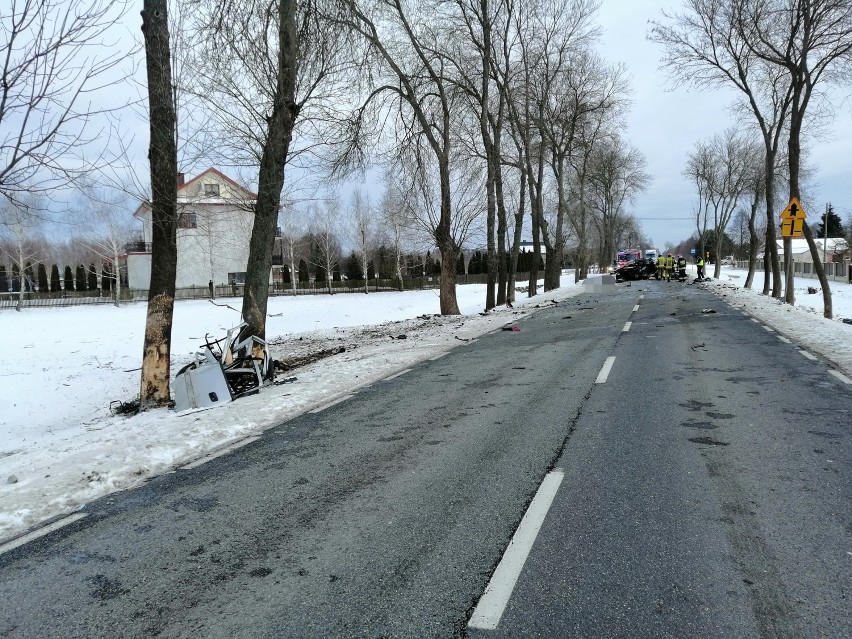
top-left (0, 272), bottom-right (516, 310)
top-left (735, 260), bottom-right (852, 284)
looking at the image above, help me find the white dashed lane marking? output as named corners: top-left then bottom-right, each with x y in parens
top-left (595, 357), bottom-right (616, 384)
top-left (468, 470), bottom-right (565, 630)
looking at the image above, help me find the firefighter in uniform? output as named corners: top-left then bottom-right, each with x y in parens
top-left (665, 253), bottom-right (673, 281)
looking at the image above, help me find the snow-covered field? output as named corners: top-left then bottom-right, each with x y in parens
top-left (1, 267), bottom-right (850, 543)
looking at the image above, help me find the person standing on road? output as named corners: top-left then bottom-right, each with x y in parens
top-left (696, 255), bottom-right (705, 279)
top-left (665, 253), bottom-right (673, 281)
top-left (656, 256), bottom-right (665, 280)
top-left (677, 255), bottom-right (687, 281)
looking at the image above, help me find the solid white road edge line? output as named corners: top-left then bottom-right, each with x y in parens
top-left (751, 318), bottom-right (760, 323)
top-left (763, 325), bottom-right (775, 332)
top-left (383, 369), bottom-right (412, 381)
top-left (308, 394), bottom-right (355, 414)
top-left (595, 356), bottom-right (616, 384)
top-left (633, 305), bottom-right (640, 312)
top-left (181, 436), bottom-right (262, 470)
top-left (798, 350), bottom-right (818, 361)
top-left (429, 353), bottom-right (447, 361)
top-left (622, 322), bottom-right (632, 332)
top-left (828, 370), bottom-right (852, 385)
top-left (777, 336), bottom-right (792, 344)
top-left (468, 470), bottom-right (565, 631)
top-left (0, 513), bottom-right (87, 556)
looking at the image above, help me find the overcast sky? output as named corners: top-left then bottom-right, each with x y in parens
top-left (594, 1), bottom-right (852, 249)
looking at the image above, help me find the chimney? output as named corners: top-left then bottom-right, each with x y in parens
top-left (177, 172), bottom-right (185, 187)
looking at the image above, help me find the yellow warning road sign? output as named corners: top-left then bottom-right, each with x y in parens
top-left (780, 197), bottom-right (806, 237)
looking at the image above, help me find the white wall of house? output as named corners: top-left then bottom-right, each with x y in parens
top-left (129, 169), bottom-right (269, 289)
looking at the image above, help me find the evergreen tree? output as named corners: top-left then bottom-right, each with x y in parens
top-left (456, 252), bottom-right (466, 275)
top-left (102, 263), bottom-right (112, 292)
top-left (75, 264), bottom-right (86, 291)
top-left (37, 263), bottom-right (48, 291)
top-left (815, 205), bottom-right (844, 238)
top-left (0, 265), bottom-right (7, 292)
top-left (469, 251), bottom-right (483, 274)
top-left (11, 263), bottom-right (21, 292)
top-left (50, 265), bottom-right (61, 292)
top-left (87, 263), bottom-right (98, 290)
top-left (282, 264), bottom-right (291, 284)
top-left (332, 263), bottom-right (342, 282)
top-left (24, 262), bottom-right (35, 292)
top-left (344, 252), bottom-right (363, 280)
top-left (64, 265), bottom-right (74, 292)
top-left (298, 258), bottom-right (309, 283)
top-left (315, 263), bottom-right (327, 282)
top-left (367, 260), bottom-right (376, 280)
top-left (424, 251), bottom-right (435, 276)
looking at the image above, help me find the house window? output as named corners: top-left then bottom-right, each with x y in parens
top-left (178, 210), bottom-right (197, 228)
top-left (204, 183), bottom-right (220, 196)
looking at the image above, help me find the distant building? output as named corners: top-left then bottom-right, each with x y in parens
top-left (769, 237), bottom-right (849, 264)
top-left (127, 168), bottom-right (261, 290)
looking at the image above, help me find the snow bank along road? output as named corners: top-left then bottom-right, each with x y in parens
top-left (0, 281), bottom-right (849, 638)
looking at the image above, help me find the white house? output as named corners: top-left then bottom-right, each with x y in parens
top-left (127, 168), bottom-right (261, 290)
top-left (770, 237), bottom-right (849, 264)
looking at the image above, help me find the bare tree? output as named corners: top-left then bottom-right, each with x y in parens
top-left (0, 0), bottom-right (132, 205)
top-left (707, 129), bottom-right (759, 279)
top-left (278, 205), bottom-right (304, 295)
top-left (734, 0), bottom-right (852, 317)
top-left (335, 0), bottom-right (469, 314)
top-left (185, 0), bottom-right (351, 338)
top-left (501, 0), bottom-right (599, 296)
top-left (0, 198), bottom-right (44, 310)
top-left (542, 51), bottom-right (629, 289)
top-left (71, 185), bottom-right (137, 307)
top-left (309, 199), bottom-right (342, 295)
top-left (139, 0), bottom-right (179, 409)
top-left (586, 136), bottom-right (650, 267)
top-left (350, 189), bottom-right (372, 293)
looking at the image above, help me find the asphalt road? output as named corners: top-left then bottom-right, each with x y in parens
top-left (0, 280), bottom-right (849, 638)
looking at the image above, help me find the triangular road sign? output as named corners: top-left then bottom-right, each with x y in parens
top-left (780, 197), bottom-right (807, 220)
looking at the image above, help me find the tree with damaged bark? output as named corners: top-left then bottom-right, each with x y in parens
top-left (734, 0), bottom-right (852, 317)
top-left (139, 0), bottom-right (179, 409)
top-left (0, 0), bottom-right (132, 205)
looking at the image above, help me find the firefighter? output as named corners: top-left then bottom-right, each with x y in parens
top-left (665, 253), bottom-right (673, 281)
top-left (696, 255), bottom-right (705, 279)
top-left (677, 254), bottom-right (687, 280)
top-left (655, 255), bottom-right (665, 280)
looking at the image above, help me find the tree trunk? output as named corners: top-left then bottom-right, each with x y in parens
top-left (436, 158), bottom-right (460, 314)
top-left (788, 107), bottom-right (831, 317)
top-left (744, 196), bottom-right (759, 289)
top-left (139, 0), bottom-right (178, 409)
top-left (241, 0), bottom-right (299, 340)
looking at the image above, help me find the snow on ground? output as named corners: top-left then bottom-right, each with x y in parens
top-left (1, 268), bottom-right (850, 543)
top-left (709, 265), bottom-right (852, 375)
